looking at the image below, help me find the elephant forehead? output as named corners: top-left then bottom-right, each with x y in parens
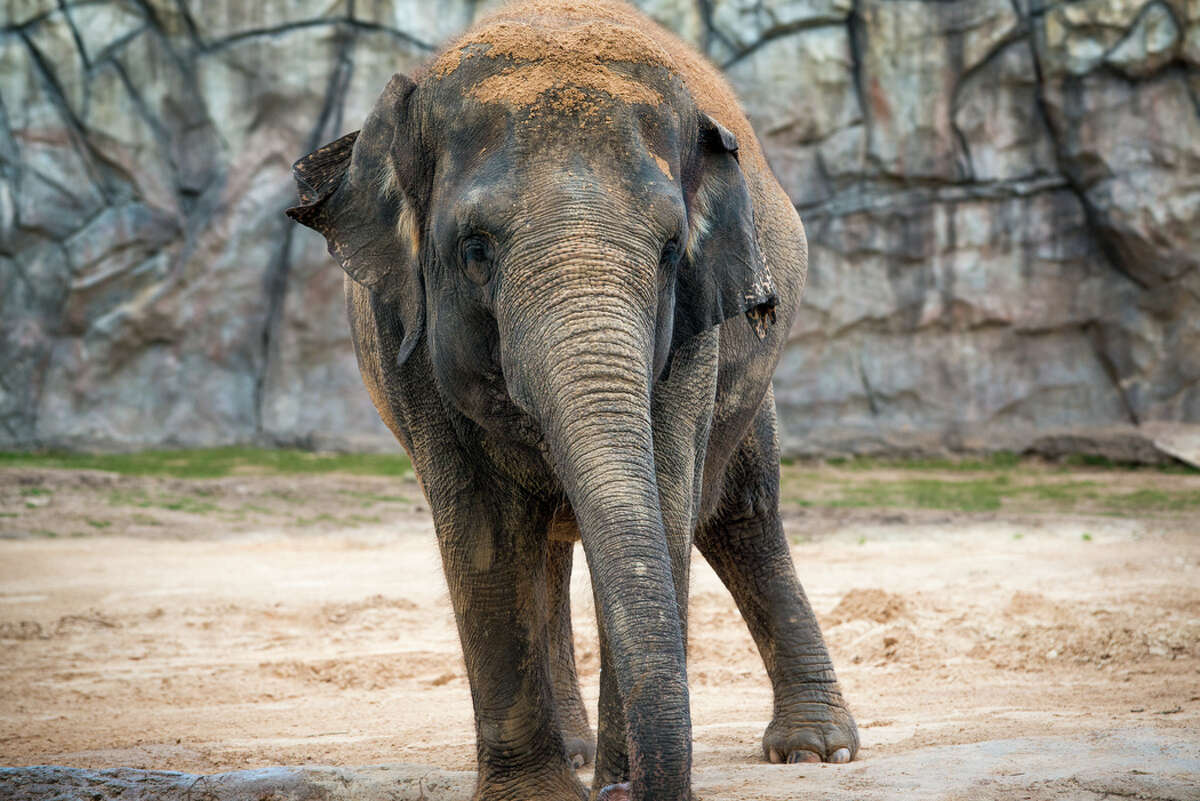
top-left (467, 62), bottom-right (661, 115)
top-left (432, 18), bottom-right (674, 77)
top-left (432, 14), bottom-right (674, 117)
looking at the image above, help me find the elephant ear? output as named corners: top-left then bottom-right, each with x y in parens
top-left (286, 73), bottom-right (425, 366)
top-left (673, 113), bottom-right (778, 352)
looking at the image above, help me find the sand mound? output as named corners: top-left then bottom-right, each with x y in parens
top-left (826, 588), bottom-right (909, 625)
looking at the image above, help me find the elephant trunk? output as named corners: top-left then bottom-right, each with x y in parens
top-left (499, 244), bottom-right (691, 800)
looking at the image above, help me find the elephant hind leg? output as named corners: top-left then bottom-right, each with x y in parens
top-left (547, 537), bottom-right (595, 768)
top-left (695, 396), bottom-right (858, 765)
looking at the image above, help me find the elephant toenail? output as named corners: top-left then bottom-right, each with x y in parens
top-left (787, 750), bottom-right (821, 763)
top-left (596, 782), bottom-right (631, 801)
top-left (571, 754), bottom-right (585, 769)
top-left (769, 747), bottom-right (784, 763)
top-left (830, 747), bottom-right (852, 763)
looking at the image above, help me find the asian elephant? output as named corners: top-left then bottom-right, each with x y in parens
top-left (286, 1), bottom-right (857, 799)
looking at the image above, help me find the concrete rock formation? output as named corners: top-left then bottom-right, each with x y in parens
top-left (1, 0), bottom-right (1197, 455)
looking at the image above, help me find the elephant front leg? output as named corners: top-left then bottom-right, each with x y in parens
top-left (695, 407), bottom-right (858, 765)
top-left (435, 492), bottom-right (587, 801)
top-left (547, 539), bottom-right (595, 768)
top-left (589, 616), bottom-right (628, 794)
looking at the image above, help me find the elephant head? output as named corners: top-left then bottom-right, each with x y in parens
top-left (287, 25), bottom-right (777, 798)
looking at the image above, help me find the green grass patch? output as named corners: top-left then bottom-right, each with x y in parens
top-left (1102, 488), bottom-right (1200, 513)
top-left (1061, 453), bottom-right (1200, 474)
top-left (294, 513), bottom-right (337, 527)
top-left (338, 489), bottom-right (410, 506)
top-left (784, 469), bottom-right (1198, 516)
top-left (293, 512), bottom-right (384, 527)
top-left (19, 487), bottom-right (52, 497)
top-left (158, 496), bottom-right (219, 514)
top-left (1019, 481), bottom-right (1099, 507)
top-left (85, 519), bottom-right (112, 529)
top-left (107, 489), bottom-right (218, 514)
top-left (779, 445), bottom-right (1200, 517)
top-left (107, 490), bottom-right (145, 507)
top-left (827, 476), bottom-right (1011, 513)
top-left (818, 452), bottom-right (1198, 475)
top-left (823, 452), bottom-right (1023, 472)
top-left (0, 447), bottom-right (412, 479)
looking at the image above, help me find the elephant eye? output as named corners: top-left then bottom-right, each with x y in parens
top-left (459, 234), bottom-right (494, 286)
top-left (659, 237), bottom-right (682, 269)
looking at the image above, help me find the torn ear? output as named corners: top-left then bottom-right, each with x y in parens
top-left (672, 112), bottom-right (778, 352)
top-left (288, 130), bottom-right (359, 215)
top-left (286, 72), bottom-right (425, 365)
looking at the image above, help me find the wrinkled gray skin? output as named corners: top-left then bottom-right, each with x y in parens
top-left (287, 2), bottom-right (857, 799)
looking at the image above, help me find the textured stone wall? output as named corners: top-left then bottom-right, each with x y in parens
top-left (1, 0), bottom-right (1197, 455)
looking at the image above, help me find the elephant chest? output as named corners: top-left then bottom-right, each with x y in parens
top-left (547, 506), bottom-right (581, 543)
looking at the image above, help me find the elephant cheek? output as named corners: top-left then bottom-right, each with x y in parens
top-left (427, 304), bottom-right (501, 423)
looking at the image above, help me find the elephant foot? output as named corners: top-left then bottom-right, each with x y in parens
top-left (564, 732), bottom-right (596, 769)
top-left (762, 699), bottom-right (859, 765)
top-left (551, 652), bottom-right (594, 768)
top-left (594, 783), bottom-right (630, 801)
top-left (474, 766), bottom-right (587, 801)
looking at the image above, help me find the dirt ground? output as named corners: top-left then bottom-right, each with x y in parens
top-left (1, 464), bottom-right (1198, 799)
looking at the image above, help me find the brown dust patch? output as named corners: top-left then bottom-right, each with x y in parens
top-left (463, 18), bottom-right (672, 70)
top-left (467, 62), bottom-right (661, 115)
top-left (421, 0), bottom-right (774, 192)
top-left (651, 153), bottom-right (673, 180)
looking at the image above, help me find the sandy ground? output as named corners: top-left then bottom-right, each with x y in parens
top-left (1, 465), bottom-right (1198, 799)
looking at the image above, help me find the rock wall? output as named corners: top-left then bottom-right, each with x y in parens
top-left (1, 0), bottom-right (1197, 455)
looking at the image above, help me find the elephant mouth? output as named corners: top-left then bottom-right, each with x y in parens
top-left (480, 374), bottom-right (544, 447)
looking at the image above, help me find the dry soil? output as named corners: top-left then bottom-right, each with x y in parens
top-left (0, 464), bottom-right (1197, 800)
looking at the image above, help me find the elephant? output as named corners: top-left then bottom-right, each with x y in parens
top-left (286, 1), bottom-right (857, 799)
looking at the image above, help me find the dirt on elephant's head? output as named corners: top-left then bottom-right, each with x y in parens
top-left (423, 0), bottom-right (764, 166)
top-left (464, 17), bottom-right (673, 68)
top-left (467, 61), bottom-right (662, 117)
top-left (432, 10), bottom-right (671, 116)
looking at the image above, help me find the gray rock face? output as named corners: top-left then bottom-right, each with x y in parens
top-left (0, 763), bottom-right (476, 800)
top-left (1, 0), bottom-right (1196, 456)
